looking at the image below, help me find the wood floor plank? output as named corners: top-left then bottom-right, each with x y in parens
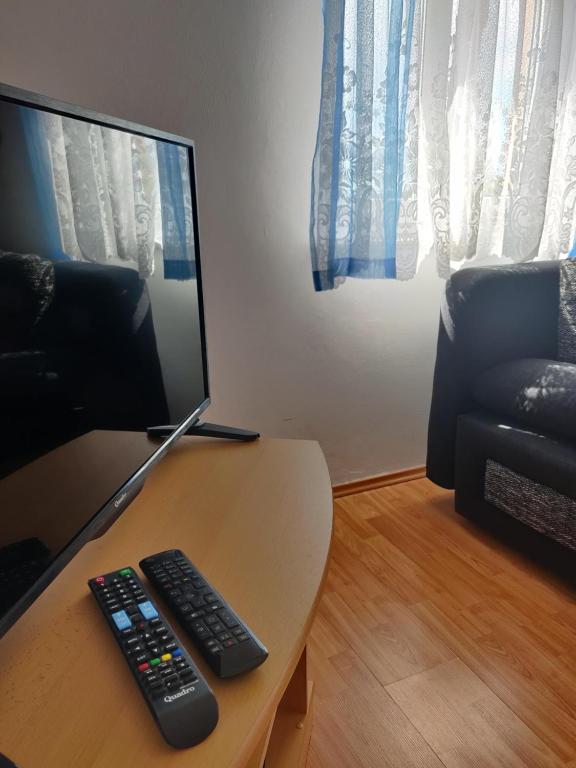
top-left (319, 590), bottom-right (452, 686)
top-left (309, 684), bottom-right (445, 768)
top-left (412, 599), bottom-right (576, 760)
top-left (386, 658), bottom-right (561, 768)
top-left (306, 478), bottom-right (576, 767)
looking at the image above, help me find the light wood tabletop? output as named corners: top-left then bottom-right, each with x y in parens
top-left (0, 435), bottom-right (333, 768)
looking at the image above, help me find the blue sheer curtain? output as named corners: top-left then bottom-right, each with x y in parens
top-left (19, 106), bottom-right (68, 260)
top-left (310, 0), bottom-right (421, 291)
top-left (157, 142), bottom-right (196, 280)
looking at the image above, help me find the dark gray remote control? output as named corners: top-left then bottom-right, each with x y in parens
top-left (140, 550), bottom-right (269, 678)
top-left (88, 566), bottom-right (218, 749)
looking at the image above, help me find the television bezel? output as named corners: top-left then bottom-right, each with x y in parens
top-left (0, 81), bottom-right (211, 639)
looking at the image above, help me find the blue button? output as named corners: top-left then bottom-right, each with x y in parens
top-left (111, 610), bottom-right (132, 631)
top-left (138, 601), bottom-right (158, 620)
top-left (172, 648), bottom-right (183, 658)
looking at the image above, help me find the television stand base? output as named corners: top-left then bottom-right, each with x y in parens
top-left (147, 422), bottom-right (260, 442)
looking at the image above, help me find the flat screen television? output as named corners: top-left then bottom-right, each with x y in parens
top-left (0, 83), bottom-right (252, 639)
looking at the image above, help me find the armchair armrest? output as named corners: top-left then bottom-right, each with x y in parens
top-left (427, 260), bottom-right (560, 488)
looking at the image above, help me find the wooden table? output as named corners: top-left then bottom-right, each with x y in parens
top-left (0, 436), bottom-right (333, 768)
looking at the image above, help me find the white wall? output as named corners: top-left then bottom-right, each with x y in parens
top-left (0, 0), bottom-right (444, 484)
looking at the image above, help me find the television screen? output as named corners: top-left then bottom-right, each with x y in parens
top-left (0, 84), bottom-right (209, 635)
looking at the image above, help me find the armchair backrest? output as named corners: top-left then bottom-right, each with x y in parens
top-left (427, 261), bottom-right (560, 488)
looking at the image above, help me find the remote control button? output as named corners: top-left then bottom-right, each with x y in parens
top-left (188, 610), bottom-right (205, 620)
top-left (149, 617), bottom-right (162, 627)
top-left (164, 642), bottom-right (178, 652)
top-left (217, 632), bottom-right (231, 642)
top-left (161, 667), bottom-right (175, 678)
top-left (211, 622), bottom-right (225, 635)
top-left (150, 658), bottom-right (161, 667)
top-left (232, 627), bottom-right (245, 637)
top-left (161, 653), bottom-right (172, 662)
top-left (95, 576), bottom-right (105, 584)
top-left (172, 596), bottom-right (186, 606)
top-left (205, 615), bottom-right (218, 626)
top-left (125, 637), bottom-right (140, 648)
top-left (106, 602), bottom-right (121, 612)
top-left (120, 628), bottom-right (136, 638)
top-left (191, 622), bottom-right (210, 639)
top-left (179, 604), bottom-right (193, 615)
top-left (218, 610), bottom-right (239, 629)
top-left (138, 662), bottom-right (150, 672)
top-left (142, 668), bottom-right (156, 678)
top-left (119, 568), bottom-right (132, 577)
top-left (237, 633), bottom-right (250, 642)
top-left (135, 653), bottom-right (148, 664)
top-left (111, 610), bottom-right (132, 631)
top-left (172, 648), bottom-right (183, 658)
top-left (138, 601), bottom-right (159, 620)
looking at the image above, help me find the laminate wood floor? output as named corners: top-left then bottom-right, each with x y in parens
top-left (305, 478), bottom-right (576, 768)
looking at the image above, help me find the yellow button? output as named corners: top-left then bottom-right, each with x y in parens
top-left (161, 653), bottom-right (172, 662)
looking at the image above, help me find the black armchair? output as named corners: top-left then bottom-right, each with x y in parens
top-left (427, 260), bottom-right (576, 554)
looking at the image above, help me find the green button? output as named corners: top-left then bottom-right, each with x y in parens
top-left (150, 658), bottom-right (161, 667)
top-left (119, 568), bottom-right (132, 577)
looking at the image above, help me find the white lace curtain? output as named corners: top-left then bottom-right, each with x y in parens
top-left (311, 0), bottom-right (576, 290)
top-left (40, 113), bottom-right (161, 277)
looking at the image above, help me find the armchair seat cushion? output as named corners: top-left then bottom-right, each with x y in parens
top-left (473, 358), bottom-right (576, 441)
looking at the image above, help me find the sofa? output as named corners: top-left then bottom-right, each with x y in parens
top-left (427, 260), bottom-right (576, 558)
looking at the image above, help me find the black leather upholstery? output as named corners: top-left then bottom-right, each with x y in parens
top-left (473, 358), bottom-right (576, 442)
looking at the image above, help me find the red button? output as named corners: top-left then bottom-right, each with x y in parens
top-left (138, 662), bottom-right (150, 672)
top-left (95, 576), bottom-right (105, 584)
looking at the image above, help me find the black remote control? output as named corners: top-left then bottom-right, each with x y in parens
top-left (88, 566), bottom-right (218, 749)
top-left (140, 550), bottom-right (269, 678)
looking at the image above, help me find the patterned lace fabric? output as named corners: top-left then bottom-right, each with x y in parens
top-left (311, 0), bottom-right (576, 289)
top-left (26, 110), bottom-right (196, 280)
